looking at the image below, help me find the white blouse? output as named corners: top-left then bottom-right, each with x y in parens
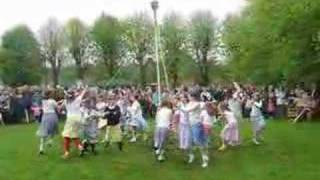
top-left (129, 100), bottom-right (143, 118)
top-left (200, 110), bottom-right (212, 126)
top-left (42, 99), bottom-right (57, 114)
top-left (155, 107), bottom-right (172, 128)
top-left (65, 95), bottom-right (84, 117)
top-left (181, 101), bottom-right (201, 125)
top-left (250, 101), bottom-right (263, 117)
top-left (224, 111), bottom-right (237, 124)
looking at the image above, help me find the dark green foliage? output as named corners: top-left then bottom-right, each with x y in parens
top-left (162, 12), bottom-right (189, 87)
top-left (91, 14), bottom-right (124, 78)
top-left (189, 11), bottom-right (219, 85)
top-left (1, 2), bottom-right (319, 86)
top-left (0, 25), bottom-right (42, 86)
top-left (122, 12), bottom-right (154, 86)
top-left (222, 0), bottom-right (320, 85)
top-left (65, 18), bottom-right (88, 80)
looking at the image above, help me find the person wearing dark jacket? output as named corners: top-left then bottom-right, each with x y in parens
top-left (103, 93), bottom-right (123, 151)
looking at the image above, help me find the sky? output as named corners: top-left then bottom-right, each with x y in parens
top-left (0, 0), bottom-right (246, 37)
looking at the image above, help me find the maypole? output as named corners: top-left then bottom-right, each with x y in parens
top-left (151, 0), bottom-right (161, 105)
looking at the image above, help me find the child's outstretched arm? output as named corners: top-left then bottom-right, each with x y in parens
top-left (254, 101), bottom-right (263, 109)
top-left (180, 102), bottom-right (200, 113)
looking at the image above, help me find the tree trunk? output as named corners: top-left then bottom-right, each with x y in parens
top-left (103, 56), bottom-right (115, 78)
top-left (77, 67), bottom-right (84, 81)
top-left (173, 73), bottom-right (178, 88)
top-left (108, 61), bottom-right (114, 78)
top-left (170, 58), bottom-right (178, 88)
top-left (139, 64), bottom-right (146, 86)
top-left (42, 65), bottom-right (48, 87)
top-left (199, 55), bottom-right (209, 86)
top-left (202, 63), bottom-right (209, 85)
top-left (52, 67), bottom-right (59, 88)
top-left (76, 61), bottom-right (84, 80)
top-left (74, 53), bottom-right (84, 80)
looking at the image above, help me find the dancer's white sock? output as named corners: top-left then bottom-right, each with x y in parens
top-left (105, 128), bottom-right (110, 142)
top-left (188, 153), bottom-right (195, 163)
top-left (39, 138), bottom-right (45, 152)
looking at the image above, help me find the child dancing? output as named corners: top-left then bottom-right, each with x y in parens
top-left (154, 100), bottom-right (173, 161)
top-left (218, 103), bottom-right (241, 151)
top-left (37, 90), bottom-right (59, 155)
top-left (103, 93), bottom-right (123, 151)
top-left (81, 97), bottom-right (99, 155)
top-left (180, 92), bottom-right (209, 168)
top-left (250, 93), bottom-right (266, 145)
top-left (61, 88), bottom-right (87, 159)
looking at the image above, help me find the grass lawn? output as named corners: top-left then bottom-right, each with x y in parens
top-left (0, 120), bottom-right (319, 180)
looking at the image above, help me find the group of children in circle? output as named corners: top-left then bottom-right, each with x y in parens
top-left (37, 83), bottom-right (266, 168)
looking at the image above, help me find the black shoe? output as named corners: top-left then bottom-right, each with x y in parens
top-left (79, 149), bottom-right (85, 157)
top-left (91, 144), bottom-right (97, 155)
top-left (104, 142), bottom-right (110, 148)
top-left (38, 151), bottom-right (45, 155)
top-left (83, 142), bottom-right (89, 152)
top-left (153, 146), bottom-right (158, 151)
top-left (118, 142), bottom-right (123, 151)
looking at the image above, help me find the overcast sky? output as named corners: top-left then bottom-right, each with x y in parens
top-left (0, 0), bottom-right (246, 36)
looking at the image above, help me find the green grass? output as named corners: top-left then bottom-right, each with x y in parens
top-left (0, 120), bottom-right (319, 180)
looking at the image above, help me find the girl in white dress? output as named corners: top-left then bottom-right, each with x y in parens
top-left (199, 103), bottom-right (214, 168)
top-left (180, 92), bottom-right (209, 168)
top-left (128, 95), bottom-right (147, 142)
top-left (37, 90), bottom-right (59, 155)
top-left (250, 93), bottom-right (266, 145)
top-left (154, 100), bottom-right (173, 161)
top-left (176, 94), bottom-right (191, 151)
top-left (219, 103), bottom-right (241, 151)
top-left (228, 82), bottom-right (243, 121)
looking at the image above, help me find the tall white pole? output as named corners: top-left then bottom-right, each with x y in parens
top-left (159, 39), bottom-right (170, 89)
top-left (151, 1), bottom-right (161, 106)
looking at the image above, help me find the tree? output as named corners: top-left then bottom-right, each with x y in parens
top-left (0, 25), bottom-right (42, 85)
top-left (161, 12), bottom-right (188, 87)
top-left (39, 18), bottom-right (65, 87)
top-left (222, 0), bottom-right (320, 85)
top-left (65, 18), bottom-right (89, 80)
top-left (189, 11), bottom-right (219, 85)
top-left (123, 12), bottom-right (153, 85)
top-left (91, 14), bottom-right (124, 78)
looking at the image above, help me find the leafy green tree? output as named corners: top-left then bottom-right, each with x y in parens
top-left (39, 18), bottom-right (65, 87)
top-left (222, 0), bottom-right (320, 85)
top-left (123, 12), bottom-right (153, 86)
top-left (189, 11), bottom-right (219, 85)
top-left (0, 25), bottom-right (42, 85)
top-left (91, 14), bottom-right (124, 78)
top-left (161, 12), bottom-right (189, 87)
top-left (65, 18), bottom-right (89, 80)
